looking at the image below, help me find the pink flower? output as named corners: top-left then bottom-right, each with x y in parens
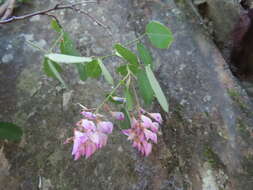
top-left (81, 111), bottom-right (97, 120)
top-left (111, 112), bottom-right (125, 120)
top-left (80, 119), bottom-right (96, 131)
top-left (122, 113), bottom-right (162, 157)
top-left (148, 113), bottom-right (163, 124)
top-left (97, 121), bottom-right (113, 134)
top-left (66, 112), bottom-right (114, 160)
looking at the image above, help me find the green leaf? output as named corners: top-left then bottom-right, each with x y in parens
top-left (86, 60), bottom-right (102, 78)
top-left (0, 122), bottom-right (23, 141)
top-left (116, 64), bottom-right (140, 76)
top-left (60, 32), bottom-right (80, 56)
top-left (51, 19), bottom-right (62, 33)
top-left (116, 65), bottom-right (128, 76)
top-left (59, 32), bottom-right (88, 81)
top-left (146, 21), bottom-right (173, 49)
top-left (124, 88), bottom-right (134, 111)
top-left (136, 70), bottom-right (154, 105)
top-left (114, 44), bottom-right (138, 65)
top-left (145, 65), bottom-right (168, 112)
top-left (75, 63), bottom-right (88, 81)
top-left (43, 58), bottom-right (63, 78)
top-left (97, 59), bottom-right (114, 85)
top-left (137, 42), bottom-right (153, 69)
top-left (48, 59), bottom-right (67, 88)
top-left (119, 107), bottom-right (131, 129)
top-left (46, 53), bottom-right (92, 64)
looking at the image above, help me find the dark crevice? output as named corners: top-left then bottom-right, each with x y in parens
top-left (240, 0), bottom-right (251, 10)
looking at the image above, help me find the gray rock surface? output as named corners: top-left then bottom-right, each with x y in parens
top-left (0, 0), bottom-right (253, 189)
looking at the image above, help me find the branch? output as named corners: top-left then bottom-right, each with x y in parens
top-left (0, 1), bottom-right (97, 24)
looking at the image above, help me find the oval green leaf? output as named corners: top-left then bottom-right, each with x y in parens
top-left (46, 53), bottom-right (92, 64)
top-left (145, 65), bottom-right (169, 112)
top-left (0, 122), bottom-right (23, 141)
top-left (86, 60), bottom-right (102, 78)
top-left (146, 21), bottom-right (173, 49)
top-left (98, 59), bottom-right (114, 85)
top-left (114, 44), bottom-right (138, 65)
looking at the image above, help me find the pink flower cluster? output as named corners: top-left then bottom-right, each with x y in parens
top-left (67, 111), bottom-right (114, 160)
top-left (122, 112), bottom-right (162, 156)
top-left (65, 105), bottom-right (163, 159)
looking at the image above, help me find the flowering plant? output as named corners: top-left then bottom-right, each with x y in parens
top-left (41, 20), bottom-right (173, 159)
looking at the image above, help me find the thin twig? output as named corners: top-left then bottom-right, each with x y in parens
top-left (0, 1), bottom-right (97, 24)
top-left (72, 6), bottom-right (112, 35)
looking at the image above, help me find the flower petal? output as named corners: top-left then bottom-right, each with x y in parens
top-left (141, 115), bottom-right (153, 128)
top-left (97, 121), bottom-right (113, 134)
top-left (81, 119), bottom-right (96, 131)
top-left (143, 141), bottom-right (152, 156)
top-left (81, 111), bottom-right (96, 120)
top-left (89, 132), bottom-right (100, 144)
top-left (111, 112), bottom-right (125, 120)
top-left (144, 129), bottom-right (157, 143)
top-left (149, 113), bottom-right (163, 124)
top-left (85, 141), bottom-right (97, 158)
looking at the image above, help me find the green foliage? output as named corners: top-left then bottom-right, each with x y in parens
top-left (124, 88), bottom-right (134, 111)
top-left (119, 107), bottom-right (131, 129)
top-left (46, 53), bottom-right (92, 64)
top-left (145, 65), bottom-right (169, 112)
top-left (116, 64), bottom-right (140, 76)
top-left (136, 70), bottom-right (154, 105)
top-left (48, 59), bottom-right (67, 88)
top-left (146, 21), bottom-right (173, 49)
top-left (0, 122), bottom-right (23, 141)
top-left (51, 20), bottom-right (89, 81)
top-left (86, 60), bottom-right (102, 78)
top-left (51, 19), bottom-right (62, 33)
top-left (43, 20), bottom-right (172, 113)
top-left (114, 44), bottom-right (139, 65)
top-left (43, 58), bottom-right (63, 78)
top-left (98, 59), bottom-right (114, 85)
top-left (137, 42), bottom-right (153, 69)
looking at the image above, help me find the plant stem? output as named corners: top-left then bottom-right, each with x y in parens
top-left (123, 33), bottom-right (146, 47)
top-left (49, 31), bottom-right (64, 52)
top-left (131, 79), bottom-right (141, 116)
top-left (97, 53), bottom-right (116, 60)
top-left (95, 73), bottom-right (130, 114)
top-left (26, 40), bottom-right (48, 53)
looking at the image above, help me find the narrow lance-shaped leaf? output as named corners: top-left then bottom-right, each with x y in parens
top-left (98, 59), bottom-right (114, 85)
top-left (145, 65), bottom-right (169, 112)
top-left (48, 59), bottom-right (67, 88)
top-left (146, 21), bottom-right (173, 49)
top-left (0, 122), bottom-right (23, 141)
top-left (114, 43), bottom-right (139, 65)
top-left (43, 58), bottom-right (63, 78)
top-left (46, 53), bottom-right (92, 64)
top-left (137, 42), bottom-right (153, 69)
